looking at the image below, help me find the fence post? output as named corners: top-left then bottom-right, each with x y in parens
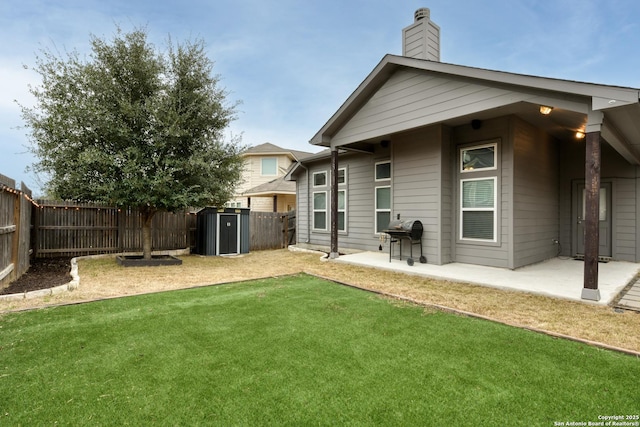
top-left (10, 189), bottom-right (21, 282)
top-left (31, 202), bottom-right (39, 259)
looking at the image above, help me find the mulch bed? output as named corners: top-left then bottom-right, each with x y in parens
top-left (0, 257), bottom-right (73, 295)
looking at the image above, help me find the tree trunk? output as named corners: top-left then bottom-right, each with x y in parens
top-left (141, 208), bottom-right (157, 260)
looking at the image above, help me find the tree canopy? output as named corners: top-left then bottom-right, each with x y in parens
top-left (20, 27), bottom-right (245, 258)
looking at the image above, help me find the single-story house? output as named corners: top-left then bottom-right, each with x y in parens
top-left (286, 8), bottom-right (640, 301)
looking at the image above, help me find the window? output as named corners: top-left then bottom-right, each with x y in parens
top-left (313, 171), bottom-right (327, 187)
top-left (375, 186), bottom-right (391, 233)
top-left (225, 201), bottom-right (242, 208)
top-left (461, 177), bottom-right (496, 241)
top-left (261, 158), bottom-right (277, 176)
top-left (337, 168), bottom-right (346, 185)
top-left (374, 160), bottom-right (391, 233)
top-left (375, 161), bottom-right (391, 181)
top-left (338, 190), bottom-right (346, 232)
top-left (461, 142), bottom-right (497, 172)
top-left (313, 191), bottom-right (327, 230)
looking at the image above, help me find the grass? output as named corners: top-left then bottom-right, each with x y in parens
top-left (4, 250), bottom-right (640, 353)
top-left (1, 274), bottom-right (638, 425)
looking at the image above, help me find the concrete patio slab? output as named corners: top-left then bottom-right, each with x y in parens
top-left (332, 251), bottom-right (640, 305)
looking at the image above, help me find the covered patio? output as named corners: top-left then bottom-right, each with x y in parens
top-left (328, 250), bottom-right (639, 306)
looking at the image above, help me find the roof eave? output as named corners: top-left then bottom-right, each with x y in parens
top-left (310, 54), bottom-right (640, 147)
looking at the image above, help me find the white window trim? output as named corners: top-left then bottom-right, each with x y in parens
top-left (375, 160), bottom-right (391, 182)
top-left (460, 176), bottom-right (497, 242)
top-left (337, 189), bottom-right (347, 233)
top-left (313, 171), bottom-right (328, 188)
top-left (375, 185), bottom-right (391, 234)
top-left (261, 157), bottom-right (278, 176)
top-left (312, 191), bottom-right (328, 231)
top-left (337, 167), bottom-right (347, 186)
top-left (460, 141), bottom-right (498, 173)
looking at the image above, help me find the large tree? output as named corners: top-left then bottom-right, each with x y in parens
top-left (20, 27), bottom-right (244, 259)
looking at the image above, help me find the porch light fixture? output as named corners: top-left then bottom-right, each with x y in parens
top-left (539, 105), bottom-right (553, 115)
top-left (575, 131), bottom-right (586, 139)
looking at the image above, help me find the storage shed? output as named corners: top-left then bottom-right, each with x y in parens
top-left (195, 207), bottom-right (250, 256)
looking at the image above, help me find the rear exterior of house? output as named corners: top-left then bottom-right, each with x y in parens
top-left (294, 116), bottom-right (639, 269)
top-left (288, 8), bottom-right (640, 273)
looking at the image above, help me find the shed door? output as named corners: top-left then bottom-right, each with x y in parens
top-left (574, 182), bottom-right (611, 257)
top-left (219, 214), bottom-right (238, 255)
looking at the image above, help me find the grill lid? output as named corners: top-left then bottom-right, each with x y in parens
top-left (384, 219), bottom-right (423, 240)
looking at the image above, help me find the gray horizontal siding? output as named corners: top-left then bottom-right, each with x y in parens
top-left (331, 69), bottom-right (520, 146)
top-left (392, 127), bottom-right (442, 263)
top-left (512, 118), bottom-right (559, 268)
top-left (613, 177), bottom-right (636, 261)
top-left (452, 117), bottom-right (512, 268)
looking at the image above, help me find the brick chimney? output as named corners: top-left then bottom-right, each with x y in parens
top-left (402, 8), bottom-right (440, 61)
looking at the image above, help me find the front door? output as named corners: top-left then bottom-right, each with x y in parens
top-left (218, 214), bottom-right (238, 255)
top-left (574, 182), bottom-right (612, 257)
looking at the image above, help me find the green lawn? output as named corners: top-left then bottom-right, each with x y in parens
top-left (1, 274), bottom-right (638, 426)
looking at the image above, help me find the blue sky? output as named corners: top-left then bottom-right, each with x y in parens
top-left (2, 0), bottom-right (640, 194)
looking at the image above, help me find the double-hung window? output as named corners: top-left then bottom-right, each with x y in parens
top-left (337, 167), bottom-right (347, 232)
top-left (313, 191), bottom-right (327, 231)
top-left (312, 168), bottom-right (347, 232)
top-left (337, 190), bottom-right (346, 232)
top-left (313, 170), bottom-right (328, 231)
top-left (375, 161), bottom-right (391, 233)
top-left (459, 141), bottom-right (498, 242)
top-left (460, 177), bottom-right (496, 241)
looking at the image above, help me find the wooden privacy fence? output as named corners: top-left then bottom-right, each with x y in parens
top-left (32, 202), bottom-right (294, 257)
top-left (249, 210), bottom-right (295, 251)
top-left (0, 174), bottom-right (32, 288)
top-left (32, 200), bottom-right (197, 258)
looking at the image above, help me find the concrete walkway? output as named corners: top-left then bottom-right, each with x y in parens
top-left (332, 251), bottom-right (640, 305)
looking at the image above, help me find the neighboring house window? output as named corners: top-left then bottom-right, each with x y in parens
top-left (313, 171), bottom-right (327, 187)
top-left (261, 157), bottom-right (278, 176)
top-left (338, 189), bottom-right (346, 232)
top-left (313, 191), bottom-right (327, 230)
top-left (461, 142), bottom-right (497, 172)
top-left (225, 200), bottom-right (242, 208)
top-left (375, 161), bottom-right (391, 233)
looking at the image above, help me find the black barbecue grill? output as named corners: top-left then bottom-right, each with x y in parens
top-left (383, 219), bottom-right (427, 266)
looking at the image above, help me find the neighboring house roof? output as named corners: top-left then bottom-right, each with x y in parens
top-left (242, 176), bottom-right (295, 197)
top-left (243, 142), bottom-right (314, 161)
top-left (284, 149), bottom-right (336, 181)
top-left (311, 54), bottom-right (640, 165)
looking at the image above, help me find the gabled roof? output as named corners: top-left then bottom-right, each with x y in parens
top-left (243, 142), bottom-right (314, 161)
top-left (311, 54), bottom-right (640, 164)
